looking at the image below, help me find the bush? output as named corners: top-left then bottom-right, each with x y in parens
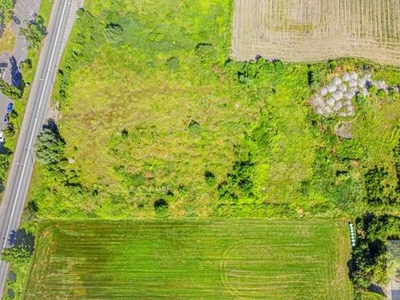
top-left (20, 16), bottom-right (47, 49)
top-left (154, 198), bottom-right (168, 217)
top-left (204, 171), bottom-right (216, 186)
top-left (0, 78), bottom-right (22, 101)
top-left (35, 122), bottom-right (65, 165)
top-left (364, 166), bottom-right (395, 206)
top-left (351, 214), bottom-right (400, 290)
top-left (217, 155), bottom-right (255, 202)
top-left (103, 23), bottom-right (124, 43)
top-left (165, 57), bottom-right (180, 71)
top-left (0, 0), bottom-right (14, 24)
top-left (194, 43), bottom-right (215, 64)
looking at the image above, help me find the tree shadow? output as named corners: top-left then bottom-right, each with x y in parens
top-left (14, 229), bottom-right (35, 254)
top-left (9, 56), bottom-right (23, 90)
top-left (42, 118), bottom-right (64, 143)
top-left (0, 145), bottom-right (13, 155)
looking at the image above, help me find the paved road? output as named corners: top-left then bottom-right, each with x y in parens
top-left (0, 0), bottom-right (81, 297)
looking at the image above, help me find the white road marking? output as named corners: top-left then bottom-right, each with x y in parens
top-left (1, 0), bottom-right (70, 250)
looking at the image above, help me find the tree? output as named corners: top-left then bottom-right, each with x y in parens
top-left (1, 229), bottom-right (35, 267)
top-left (0, 78), bottom-right (22, 100)
top-left (154, 198), bottom-right (168, 217)
top-left (35, 127), bottom-right (65, 165)
top-left (20, 16), bottom-right (47, 49)
top-left (1, 247), bottom-right (31, 267)
top-left (0, 154), bottom-right (9, 181)
top-left (0, 0), bottom-right (14, 25)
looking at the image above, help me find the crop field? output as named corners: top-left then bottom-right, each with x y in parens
top-left (24, 219), bottom-right (352, 299)
top-left (232, 0), bottom-right (400, 65)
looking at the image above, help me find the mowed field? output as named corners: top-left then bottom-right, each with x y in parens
top-left (232, 0), bottom-right (400, 65)
top-left (25, 219), bottom-right (353, 299)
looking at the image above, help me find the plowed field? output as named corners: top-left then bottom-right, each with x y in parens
top-left (232, 0), bottom-right (400, 65)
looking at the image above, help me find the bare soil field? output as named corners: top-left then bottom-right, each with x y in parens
top-left (232, 0), bottom-right (400, 65)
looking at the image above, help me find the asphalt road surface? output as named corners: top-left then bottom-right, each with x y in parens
top-left (0, 0), bottom-right (41, 131)
top-left (0, 0), bottom-right (81, 296)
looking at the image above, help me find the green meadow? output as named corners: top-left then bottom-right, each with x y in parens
top-left (25, 219), bottom-right (353, 299)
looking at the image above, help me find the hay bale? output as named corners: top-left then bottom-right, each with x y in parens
top-left (327, 84), bottom-right (337, 93)
top-left (332, 91), bottom-right (343, 101)
top-left (349, 79), bottom-right (358, 88)
top-left (326, 97), bottom-right (335, 107)
top-left (342, 73), bottom-right (350, 82)
top-left (332, 77), bottom-right (342, 86)
top-left (343, 91), bottom-right (353, 100)
top-left (312, 96), bottom-right (324, 107)
top-left (319, 87), bottom-right (328, 96)
top-left (315, 107), bottom-right (324, 115)
top-left (324, 106), bottom-right (333, 115)
top-left (349, 72), bottom-right (358, 80)
top-left (357, 78), bottom-right (367, 88)
top-left (344, 100), bottom-right (352, 106)
top-left (338, 84), bottom-right (347, 93)
top-left (333, 101), bottom-right (343, 111)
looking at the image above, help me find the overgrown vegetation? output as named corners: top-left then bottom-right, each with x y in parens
top-left (0, 0), bottom-right (14, 26)
top-left (27, 0), bottom-right (400, 222)
top-left (351, 214), bottom-right (400, 298)
top-left (21, 0), bottom-right (400, 297)
top-left (0, 78), bottom-right (22, 101)
top-left (20, 16), bottom-right (47, 50)
top-left (35, 120), bottom-right (65, 165)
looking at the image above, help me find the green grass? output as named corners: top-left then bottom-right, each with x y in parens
top-left (29, 0), bottom-right (322, 219)
top-left (24, 219), bottom-right (353, 299)
top-left (38, 0), bottom-right (54, 27)
top-left (26, 0), bottom-right (400, 219)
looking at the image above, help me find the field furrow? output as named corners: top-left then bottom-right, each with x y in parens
top-left (232, 0), bottom-right (400, 65)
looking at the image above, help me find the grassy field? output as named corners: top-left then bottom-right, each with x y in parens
top-left (25, 0), bottom-right (400, 220)
top-left (24, 219), bottom-right (353, 299)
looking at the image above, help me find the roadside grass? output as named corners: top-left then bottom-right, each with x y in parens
top-left (0, 25), bottom-right (16, 54)
top-left (24, 219), bottom-right (353, 299)
top-left (1, 1), bottom-right (56, 298)
top-left (38, 0), bottom-right (55, 27)
top-left (6, 0), bottom-right (56, 151)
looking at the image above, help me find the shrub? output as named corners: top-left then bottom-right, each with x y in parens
top-left (165, 57), bottom-right (180, 71)
top-left (103, 23), bottom-right (124, 43)
top-left (20, 16), bottom-right (47, 49)
top-left (194, 43), bottom-right (215, 64)
top-left (363, 166), bottom-right (395, 206)
top-left (154, 198), bottom-right (168, 217)
top-left (0, 78), bottom-right (22, 100)
top-left (204, 171), bottom-right (216, 186)
top-left (35, 124), bottom-right (65, 165)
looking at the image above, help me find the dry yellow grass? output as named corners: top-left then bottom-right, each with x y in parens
top-left (232, 0), bottom-right (400, 65)
top-left (0, 25), bottom-right (16, 54)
